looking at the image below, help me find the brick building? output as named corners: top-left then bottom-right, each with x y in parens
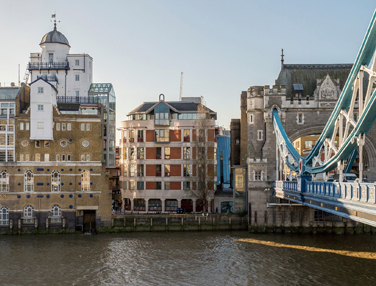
top-left (0, 21), bottom-right (113, 234)
top-left (120, 95), bottom-right (217, 213)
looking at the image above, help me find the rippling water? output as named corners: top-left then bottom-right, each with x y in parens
top-left (1, 232), bottom-right (376, 285)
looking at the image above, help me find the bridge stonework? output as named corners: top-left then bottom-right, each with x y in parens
top-left (241, 64), bottom-right (376, 231)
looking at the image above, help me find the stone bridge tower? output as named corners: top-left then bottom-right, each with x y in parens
top-left (238, 63), bottom-right (376, 230)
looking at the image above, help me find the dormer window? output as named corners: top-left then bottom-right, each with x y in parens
top-left (154, 103), bottom-right (170, 126)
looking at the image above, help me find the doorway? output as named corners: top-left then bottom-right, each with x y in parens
top-left (83, 210), bottom-right (96, 233)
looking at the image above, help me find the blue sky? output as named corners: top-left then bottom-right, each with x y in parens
top-left (0, 1), bottom-right (375, 134)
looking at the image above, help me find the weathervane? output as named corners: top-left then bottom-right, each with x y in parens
top-left (51, 14), bottom-right (60, 30)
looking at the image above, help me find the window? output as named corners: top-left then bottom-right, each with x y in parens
top-left (165, 182), bottom-right (170, 190)
top-left (183, 164), bottom-right (190, 177)
top-left (38, 122), bottom-right (44, 129)
top-left (137, 164), bottom-right (144, 177)
top-left (155, 129), bottom-right (169, 142)
top-left (249, 114), bottom-right (254, 124)
top-left (129, 130), bottom-right (134, 142)
top-left (164, 147), bottom-right (170, 159)
top-left (254, 171), bottom-right (262, 181)
top-left (123, 165), bottom-right (128, 177)
top-left (81, 170), bottom-right (90, 191)
top-left (154, 103), bottom-right (170, 125)
top-left (257, 130), bottom-right (263, 141)
top-left (137, 181), bottom-right (144, 190)
top-left (156, 147), bottom-right (162, 159)
top-left (305, 141), bottom-right (313, 149)
top-left (81, 154), bottom-right (86, 161)
top-left (20, 154), bottom-right (24, 161)
top-left (38, 105), bottom-right (43, 111)
top-left (35, 154), bottom-right (40, 162)
top-left (76, 90), bottom-right (79, 97)
top-left (51, 171), bottom-right (61, 192)
top-left (82, 140), bottom-right (89, 148)
top-left (48, 53), bottom-right (53, 63)
top-left (129, 165), bottom-right (135, 177)
top-left (56, 154), bottom-right (60, 161)
top-left (86, 154), bottom-right (90, 161)
top-left (23, 205), bottom-right (34, 223)
top-left (67, 123), bottom-right (71, 131)
top-left (62, 154), bottom-right (66, 161)
top-left (44, 141), bottom-right (50, 148)
top-left (44, 154), bottom-right (49, 162)
top-left (75, 59), bottom-right (79, 66)
top-left (122, 181), bottom-right (127, 190)
top-left (24, 170), bottom-right (34, 192)
top-left (137, 130), bottom-right (144, 142)
top-left (0, 207), bottom-right (9, 225)
top-left (62, 123), bottom-right (66, 131)
top-left (165, 164), bottom-right (170, 177)
top-left (50, 205), bottom-right (62, 223)
top-left (20, 122), bottom-right (24, 130)
top-left (156, 165), bottom-right (162, 177)
top-left (0, 171), bottom-right (9, 192)
top-left (75, 75), bottom-right (80, 81)
top-left (137, 147), bottom-right (144, 160)
top-left (183, 129), bottom-right (190, 142)
top-left (156, 182), bottom-right (162, 190)
top-left (56, 123), bottom-right (60, 131)
top-left (25, 154), bottom-right (30, 161)
top-left (25, 122), bottom-right (29, 130)
top-left (67, 154), bottom-right (71, 161)
top-left (183, 181), bottom-right (191, 191)
top-left (297, 112), bottom-right (304, 124)
top-left (81, 123), bottom-right (85, 131)
top-left (38, 87), bottom-right (44, 94)
top-left (122, 147), bottom-right (127, 160)
top-left (86, 123), bottom-right (90, 131)
top-left (129, 180), bottom-right (135, 190)
top-left (129, 147), bottom-right (135, 160)
top-left (60, 140), bottom-right (67, 147)
top-left (183, 147), bottom-right (190, 160)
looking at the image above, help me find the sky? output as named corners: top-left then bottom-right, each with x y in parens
top-left (0, 0), bottom-right (375, 135)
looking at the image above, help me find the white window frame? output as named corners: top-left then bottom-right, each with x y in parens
top-left (56, 123), bottom-right (60, 131)
top-left (297, 112), bottom-right (304, 125)
top-left (81, 170), bottom-right (90, 191)
top-left (67, 123), bottom-right (71, 131)
top-left (81, 123), bottom-right (85, 131)
top-left (51, 171), bottom-right (61, 192)
top-left (44, 154), bottom-right (49, 162)
top-left (0, 206), bottom-right (9, 225)
top-left (75, 75), bottom-right (80, 81)
top-left (75, 59), bottom-right (79, 66)
top-left (20, 122), bottom-right (24, 130)
top-left (0, 171), bottom-right (9, 192)
top-left (257, 130), bottom-right (263, 141)
top-left (86, 123), bottom-right (90, 131)
top-left (38, 105), bottom-right (44, 111)
top-left (50, 204), bottom-right (62, 223)
top-left (24, 170), bottom-right (34, 192)
top-left (38, 87), bottom-right (44, 94)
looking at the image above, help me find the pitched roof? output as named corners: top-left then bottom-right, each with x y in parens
top-left (275, 64), bottom-right (352, 97)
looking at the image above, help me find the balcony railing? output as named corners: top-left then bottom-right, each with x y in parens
top-left (156, 171), bottom-right (161, 177)
top-left (129, 138), bottom-right (134, 142)
top-left (37, 75), bottom-right (58, 82)
top-left (122, 138), bottom-right (127, 143)
top-left (184, 136), bottom-right (190, 142)
top-left (57, 96), bottom-right (99, 104)
top-left (137, 138), bottom-right (143, 142)
top-left (28, 61), bottom-right (69, 70)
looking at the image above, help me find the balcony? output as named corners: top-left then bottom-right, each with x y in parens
top-left (137, 138), bottom-right (143, 142)
top-left (37, 74), bottom-right (58, 82)
top-left (57, 96), bottom-right (99, 104)
top-left (129, 138), bottom-right (135, 142)
top-left (184, 136), bottom-right (190, 142)
top-left (122, 138), bottom-right (127, 143)
top-left (28, 61), bottom-right (69, 70)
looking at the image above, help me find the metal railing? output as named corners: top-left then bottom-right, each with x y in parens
top-left (28, 61), bottom-right (69, 70)
top-left (57, 96), bottom-right (99, 104)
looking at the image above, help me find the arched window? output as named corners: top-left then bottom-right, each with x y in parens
top-left (0, 171), bottom-right (9, 192)
top-left (81, 170), bottom-right (90, 191)
top-left (24, 170), bottom-right (33, 192)
top-left (0, 206), bottom-right (9, 225)
top-left (51, 171), bottom-right (60, 192)
top-left (23, 205), bottom-right (34, 224)
top-left (50, 204), bottom-right (62, 223)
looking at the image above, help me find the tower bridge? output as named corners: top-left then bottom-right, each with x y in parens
top-left (238, 9), bottom-right (376, 231)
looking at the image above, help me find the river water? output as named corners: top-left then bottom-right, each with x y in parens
top-left (1, 231), bottom-right (376, 285)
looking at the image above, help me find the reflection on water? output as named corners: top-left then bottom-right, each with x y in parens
top-left (237, 238), bottom-right (376, 259)
top-left (0, 232), bottom-right (376, 285)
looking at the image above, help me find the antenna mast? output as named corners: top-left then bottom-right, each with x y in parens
top-left (179, 72), bottom-right (183, 101)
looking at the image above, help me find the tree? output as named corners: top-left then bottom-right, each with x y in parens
top-left (187, 99), bottom-right (216, 213)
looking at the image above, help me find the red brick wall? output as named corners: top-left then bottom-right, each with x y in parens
top-left (146, 181), bottom-right (155, 190)
top-left (207, 147), bottom-right (214, 159)
top-left (146, 164), bottom-right (156, 176)
top-left (146, 147), bottom-right (156, 159)
top-left (170, 130), bottom-right (181, 142)
top-left (171, 182), bottom-right (181, 190)
top-left (170, 164), bottom-right (181, 176)
top-left (146, 130), bottom-right (154, 142)
top-left (192, 147), bottom-right (196, 160)
top-left (170, 147), bottom-right (181, 159)
top-left (207, 129), bottom-right (215, 142)
top-left (192, 129), bottom-right (196, 141)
